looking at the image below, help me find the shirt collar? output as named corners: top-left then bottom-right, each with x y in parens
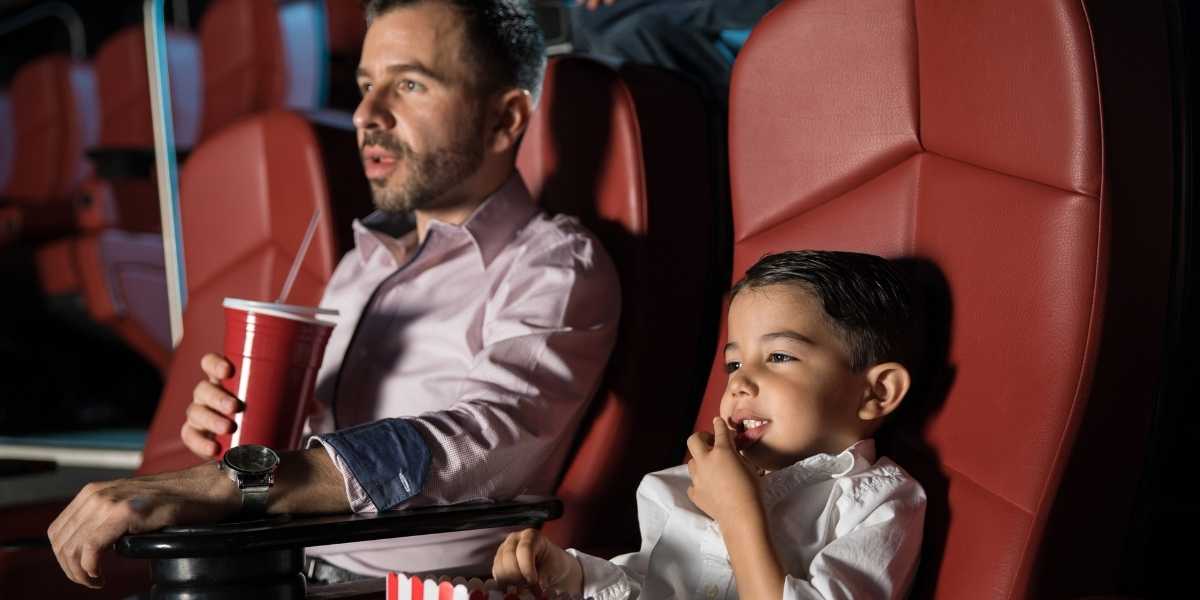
top-left (760, 439), bottom-right (878, 504)
top-left (351, 173), bottom-right (537, 269)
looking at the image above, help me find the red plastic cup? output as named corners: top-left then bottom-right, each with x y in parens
top-left (216, 298), bottom-right (338, 454)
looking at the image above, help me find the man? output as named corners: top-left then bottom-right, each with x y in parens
top-left (48, 0), bottom-right (619, 587)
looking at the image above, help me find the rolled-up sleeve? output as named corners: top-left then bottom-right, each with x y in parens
top-left (308, 418), bottom-right (431, 512)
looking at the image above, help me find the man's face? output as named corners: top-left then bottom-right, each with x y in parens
top-left (353, 3), bottom-right (489, 213)
top-left (719, 284), bottom-right (868, 472)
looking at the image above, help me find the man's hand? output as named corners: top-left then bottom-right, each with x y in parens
top-left (183, 353), bottom-right (242, 459)
top-left (46, 464), bottom-right (238, 588)
top-left (686, 417), bottom-right (762, 526)
top-left (492, 528), bottom-right (583, 595)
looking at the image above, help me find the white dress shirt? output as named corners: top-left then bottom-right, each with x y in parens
top-left (569, 440), bottom-right (926, 600)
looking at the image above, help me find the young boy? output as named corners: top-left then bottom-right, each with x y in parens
top-left (492, 250), bottom-right (927, 599)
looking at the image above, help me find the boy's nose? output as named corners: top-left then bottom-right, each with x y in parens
top-left (728, 371), bottom-right (758, 397)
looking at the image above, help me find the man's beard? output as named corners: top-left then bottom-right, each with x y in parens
top-left (362, 118), bottom-right (486, 214)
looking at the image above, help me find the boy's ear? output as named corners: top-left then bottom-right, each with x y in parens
top-left (487, 88), bottom-right (533, 154)
top-left (859, 362), bottom-right (911, 422)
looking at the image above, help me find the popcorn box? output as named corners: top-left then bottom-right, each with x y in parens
top-left (386, 574), bottom-right (564, 600)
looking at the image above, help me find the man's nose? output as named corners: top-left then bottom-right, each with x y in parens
top-left (352, 87), bottom-right (396, 132)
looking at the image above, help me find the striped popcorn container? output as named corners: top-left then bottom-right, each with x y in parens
top-left (386, 574), bottom-right (572, 600)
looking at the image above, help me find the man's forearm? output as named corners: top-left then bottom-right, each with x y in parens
top-left (268, 447), bottom-right (353, 514)
top-left (720, 506), bottom-right (786, 600)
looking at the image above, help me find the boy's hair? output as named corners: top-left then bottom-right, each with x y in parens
top-left (731, 250), bottom-right (915, 371)
top-left (362, 0), bottom-right (546, 100)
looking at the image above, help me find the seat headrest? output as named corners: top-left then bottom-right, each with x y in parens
top-left (95, 26), bottom-right (202, 149)
top-left (729, 0), bottom-right (1101, 242)
top-left (5, 55), bottom-right (98, 201)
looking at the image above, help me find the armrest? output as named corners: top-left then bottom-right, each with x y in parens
top-left (116, 495), bottom-right (562, 559)
top-left (113, 496), bottom-right (560, 598)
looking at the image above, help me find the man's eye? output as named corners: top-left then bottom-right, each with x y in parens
top-left (724, 361), bottom-right (741, 374)
top-left (359, 82), bottom-right (372, 96)
top-left (399, 79), bottom-right (423, 93)
top-left (767, 352), bottom-right (794, 363)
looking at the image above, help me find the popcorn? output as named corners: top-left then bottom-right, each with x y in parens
top-left (385, 574), bottom-right (583, 600)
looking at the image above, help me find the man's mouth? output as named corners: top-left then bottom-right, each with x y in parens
top-left (731, 417), bottom-right (770, 450)
top-left (361, 146), bottom-right (400, 180)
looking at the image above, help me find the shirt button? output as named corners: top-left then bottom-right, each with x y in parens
top-left (705, 584), bottom-right (719, 599)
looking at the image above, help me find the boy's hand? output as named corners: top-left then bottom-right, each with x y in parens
top-left (492, 529), bottom-right (583, 595)
top-left (686, 418), bottom-right (762, 526)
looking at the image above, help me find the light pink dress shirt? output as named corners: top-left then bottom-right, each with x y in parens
top-left (305, 174), bottom-right (620, 575)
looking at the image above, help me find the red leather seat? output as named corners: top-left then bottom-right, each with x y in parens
top-left (0, 111), bottom-right (372, 599)
top-left (198, 0), bottom-right (287, 138)
top-left (686, 0), bottom-right (1171, 597)
top-left (3, 55), bottom-right (97, 205)
top-left (95, 25), bottom-right (202, 153)
top-left (139, 110), bottom-right (371, 474)
top-left (0, 54), bottom-right (98, 246)
top-left (518, 56), bottom-right (722, 555)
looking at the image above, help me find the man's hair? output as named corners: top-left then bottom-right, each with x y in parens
top-left (731, 250), bottom-right (915, 371)
top-left (362, 0), bottom-right (546, 100)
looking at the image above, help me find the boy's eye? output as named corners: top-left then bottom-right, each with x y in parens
top-left (724, 361), bottom-right (742, 374)
top-left (766, 352), bottom-right (795, 363)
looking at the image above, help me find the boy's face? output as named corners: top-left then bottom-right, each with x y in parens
top-left (720, 284), bottom-right (869, 472)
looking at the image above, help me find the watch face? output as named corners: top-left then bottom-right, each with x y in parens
top-left (224, 445), bottom-right (280, 474)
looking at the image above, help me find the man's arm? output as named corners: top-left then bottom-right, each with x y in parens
top-left (47, 447), bottom-right (348, 588)
top-left (313, 227), bottom-right (620, 513)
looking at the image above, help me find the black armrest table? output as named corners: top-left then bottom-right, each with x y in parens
top-left (116, 496), bottom-right (561, 600)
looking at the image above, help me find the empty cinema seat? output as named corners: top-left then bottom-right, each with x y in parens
top-left (198, 0), bottom-right (287, 137)
top-left (95, 25), bottom-right (202, 154)
top-left (138, 110), bottom-right (372, 474)
top-left (1, 54), bottom-right (98, 241)
top-left (0, 111), bottom-right (372, 599)
top-left (518, 56), bottom-right (724, 555)
top-left (686, 0), bottom-right (1174, 598)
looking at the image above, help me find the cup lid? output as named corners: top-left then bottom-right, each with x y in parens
top-left (223, 298), bottom-right (339, 326)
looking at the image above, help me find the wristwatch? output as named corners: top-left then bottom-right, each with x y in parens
top-left (219, 444), bottom-right (280, 517)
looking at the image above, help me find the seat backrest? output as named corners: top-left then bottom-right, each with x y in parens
top-left (4, 54), bottom-right (98, 203)
top-left (138, 110), bottom-right (371, 474)
top-left (94, 25), bottom-right (203, 150)
top-left (198, 0), bottom-right (286, 137)
top-left (518, 56), bottom-right (723, 555)
top-left (690, 1), bottom-right (1147, 597)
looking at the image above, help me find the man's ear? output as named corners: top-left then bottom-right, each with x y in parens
top-left (859, 362), bottom-right (911, 422)
top-left (487, 88), bottom-right (533, 154)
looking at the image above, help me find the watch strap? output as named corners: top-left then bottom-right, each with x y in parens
top-left (240, 484), bottom-right (270, 516)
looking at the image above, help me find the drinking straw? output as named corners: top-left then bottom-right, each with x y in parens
top-left (276, 208), bottom-right (321, 303)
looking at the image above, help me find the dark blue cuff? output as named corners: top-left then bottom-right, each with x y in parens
top-left (316, 418), bottom-right (431, 511)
